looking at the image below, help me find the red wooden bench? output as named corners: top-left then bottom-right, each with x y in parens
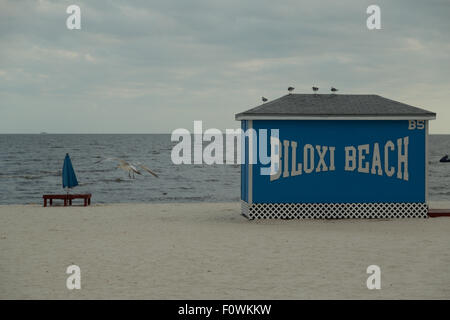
top-left (43, 194), bottom-right (91, 207)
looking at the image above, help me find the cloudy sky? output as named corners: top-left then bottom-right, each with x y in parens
top-left (1, 0), bottom-right (449, 133)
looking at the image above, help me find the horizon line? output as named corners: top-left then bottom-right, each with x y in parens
top-left (1, 132), bottom-right (450, 135)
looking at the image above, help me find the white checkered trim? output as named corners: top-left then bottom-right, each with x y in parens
top-left (241, 201), bottom-right (428, 219)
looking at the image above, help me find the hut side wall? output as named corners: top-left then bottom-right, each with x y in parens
top-left (241, 119), bottom-right (428, 219)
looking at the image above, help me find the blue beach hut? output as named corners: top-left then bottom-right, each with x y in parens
top-left (236, 94), bottom-right (436, 219)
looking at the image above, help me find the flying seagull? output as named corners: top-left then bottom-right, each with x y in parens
top-left (262, 97), bottom-right (268, 103)
top-left (136, 162), bottom-right (159, 178)
top-left (312, 86), bottom-right (319, 92)
top-left (331, 87), bottom-right (338, 93)
top-left (288, 87), bottom-right (295, 94)
top-left (95, 158), bottom-right (158, 179)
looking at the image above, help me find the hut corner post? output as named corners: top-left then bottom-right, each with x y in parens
top-left (240, 120), bottom-right (253, 219)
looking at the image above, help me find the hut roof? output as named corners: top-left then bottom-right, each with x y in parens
top-left (235, 94), bottom-right (436, 120)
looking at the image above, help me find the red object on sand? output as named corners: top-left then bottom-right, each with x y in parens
top-left (428, 208), bottom-right (450, 218)
top-left (43, 194), bottom-right (91, 207)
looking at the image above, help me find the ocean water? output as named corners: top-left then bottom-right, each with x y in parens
top-left (0, 134), bottom-right (449, 205)
top-left (0, 134), bottom-right (240, 205)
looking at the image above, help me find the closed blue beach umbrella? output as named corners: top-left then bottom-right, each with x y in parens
top-left (62, 153), bottom-right (78, 189)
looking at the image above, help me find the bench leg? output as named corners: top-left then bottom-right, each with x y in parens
top-left (64, 198), bottom-right (67, 206)
top-left (44, 199), bottom-right (47, 207)
top-left (50, 199), bottom-right (53, 206)
top-left (84, 198), bottom-right (87, 206)
top-left (88, 198), bottom-right (91, 205)
top-left (69, 199), bottom-right (72, 206)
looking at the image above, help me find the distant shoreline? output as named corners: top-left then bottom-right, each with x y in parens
top-left (0, 133), bottom-right (174, 135)
top-left (1, 200), bottom-right (450, 209)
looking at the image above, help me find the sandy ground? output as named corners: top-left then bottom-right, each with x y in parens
top-left (0, 202), bottom-right (449, 300)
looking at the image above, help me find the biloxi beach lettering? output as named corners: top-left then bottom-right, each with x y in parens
top-left (171, 121), bottom-right (409, 181)
top-left (270, 137), bottom-right (409, 181)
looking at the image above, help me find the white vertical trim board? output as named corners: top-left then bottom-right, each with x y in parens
top-left (248, 120), bottom-right (253, 204)
top-left (425, 120), bottom-right (429, 203)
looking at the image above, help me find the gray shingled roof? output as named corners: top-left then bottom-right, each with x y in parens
top-left (235, 94), bottom-right (436, 120)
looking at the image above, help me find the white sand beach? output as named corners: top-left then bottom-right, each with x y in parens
top-left (0, 202), bottom-right (449, 300)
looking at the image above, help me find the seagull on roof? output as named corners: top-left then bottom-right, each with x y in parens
top-left (95, 158), bottom-right (158, 179)
top-left (288, 87), bottom-right (295, 94)
top-left (312, 86), bottom-right (319, 92)
top-left (331, 87), bottom-right (338, 93)
top-left (262, 97), bottom-right (268, 103)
